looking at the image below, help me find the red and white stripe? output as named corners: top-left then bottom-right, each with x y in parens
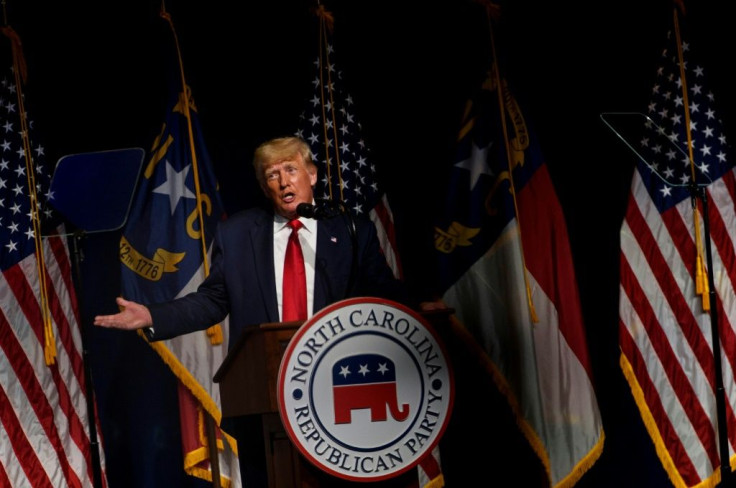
top-left (369, 194), bottom-right (403, 280)
top-left (0, 232), bottom-right (107, 487)
top-left (620, 168), bottom-right (736, 486)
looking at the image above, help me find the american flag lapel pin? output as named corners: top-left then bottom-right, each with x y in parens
top-left (331, 236), bottom-right (337, 243)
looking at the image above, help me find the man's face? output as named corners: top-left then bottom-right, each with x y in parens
top-left (262, 153), bottom-right (317, 219)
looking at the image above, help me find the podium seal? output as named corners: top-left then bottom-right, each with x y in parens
top-left (277, 297), bottom-right (454, 482)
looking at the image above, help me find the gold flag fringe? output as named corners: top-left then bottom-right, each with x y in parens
top-left (450, 315), bottom-right (605, 488)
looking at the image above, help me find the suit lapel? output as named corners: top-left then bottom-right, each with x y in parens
top-left (251, 213), bottom-right (351, 320)
top-left (314, 217), bottom-right (349, 310)
top-left (250, 210), bottom-right (279, 322)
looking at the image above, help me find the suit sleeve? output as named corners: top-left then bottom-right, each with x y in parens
top-left (146, 226), bottom-right (231, 341)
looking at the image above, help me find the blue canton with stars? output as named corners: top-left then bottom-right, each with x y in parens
top-left (295, 42), bottom-right (384, 218)
top-left (635, 27), bottom-right (733, 212)
top-left (0, 66), bottom-right (56, 272)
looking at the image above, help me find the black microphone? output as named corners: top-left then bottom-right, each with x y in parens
top-left (296, 200), bottom-right (341, 220)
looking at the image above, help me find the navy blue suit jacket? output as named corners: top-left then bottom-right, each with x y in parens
top-left (147, 206), bottom-right (407, 348)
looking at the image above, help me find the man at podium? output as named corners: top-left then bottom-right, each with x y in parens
top-left (93, 136), bottom-right (416, 487)
top-left (93, 135), bottom-right (408, 340)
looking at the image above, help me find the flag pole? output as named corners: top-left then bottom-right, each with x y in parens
top-left (71, 232), bottom-right (105, 488)
top-left (483, 2), bottom-right (538, 323)
top-left (693, 185), bottom-right (734, 487)
top-left (159, 4), bottom-right (222, 487)
top-left (672, 5), bottom-right (732, 485)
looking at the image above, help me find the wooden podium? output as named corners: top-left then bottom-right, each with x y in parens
top-left (214, 310), bottom-right (451, 488)
top-left (213, 320), bottom-right (304, 488)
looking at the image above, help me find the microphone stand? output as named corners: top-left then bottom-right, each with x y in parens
top-left (319, 200), bottom-right (358, 297)
top-left (691, 183), bottom-right (734, 487)
top-left (43, 146), bottom-right (144, 488)
top-left (338, 203), bottom-right (359, 298)
top-left (71, 229), bottom-right (104, 488)
top-left (297, 200), bottom-right (358, 298)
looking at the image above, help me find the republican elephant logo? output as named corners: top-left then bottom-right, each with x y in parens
top-left (332, 353), bottom-right (409, 424)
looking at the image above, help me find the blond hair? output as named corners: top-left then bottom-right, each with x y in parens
top-left (252, 136), bottom-right (315, 189)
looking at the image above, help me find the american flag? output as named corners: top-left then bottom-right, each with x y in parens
top-left (433, 66), bottom-right (604, 487)
top-left (618, 9), bottom-right (736, 487)
top-left (295, 7), bottom-right (402, 280)
top-left (118, 12), bottom-right (240, 487)
top-left (0, 28), bottom-right (108, 487)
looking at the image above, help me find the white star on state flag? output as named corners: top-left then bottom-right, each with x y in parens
top-left (455, 141), bottom-right (493, 191)
top-left (153, 160), bottom-right (196, 215)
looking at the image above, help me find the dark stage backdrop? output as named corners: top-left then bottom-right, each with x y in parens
top-left (4, 0), bottom-right (735, 486)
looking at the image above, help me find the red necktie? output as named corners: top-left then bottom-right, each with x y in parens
top-left (282, 219), bottom-right (307, 321)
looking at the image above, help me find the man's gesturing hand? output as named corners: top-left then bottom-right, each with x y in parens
top-left (94, 297), bottom-right (153, 331)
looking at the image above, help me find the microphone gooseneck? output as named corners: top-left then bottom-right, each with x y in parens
top-left (296, 202), bottom-right (317, 219)
top-left (296, 200), bottom-right (341, 220)
top-left (295, 199), bottom-right (358, 299)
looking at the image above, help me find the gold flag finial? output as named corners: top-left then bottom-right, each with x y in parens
top-left (314, 5), bottom-right (334, 32)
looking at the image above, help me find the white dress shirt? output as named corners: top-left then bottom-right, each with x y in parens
top-left (273, 214), bottom-right (317, 321)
